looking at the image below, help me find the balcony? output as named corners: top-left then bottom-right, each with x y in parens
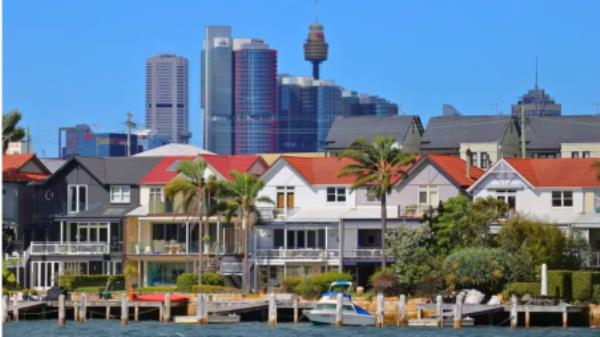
top-left (257, 207), bottom-right (299, 220)
top-left (343, 249), bottom-right (384, 260)
top-left (29, 241), bottom-right (110, 255)
top-left (148, 200), bottom-right (174, 214)
top-left (128, 240), bottom-right (240, 256)
top-left (583, 251), bottom-right (600, 268)
top-left (255, 249), bottom-right (339, 261)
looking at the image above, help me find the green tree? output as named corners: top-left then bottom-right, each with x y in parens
top-left (338, 135), bottom-right (415, 267)
top-left (444, 247), bottom-right (510, 294)
top-left (219, 171), bottom-right (273, 293)
top-left (433, 195), bottom-right (506, 255)
top-left (165, 159), bottom-right (216, 285)
top-left (3, 110), bottom-right (25, 154)
top-left (496, 216), bottom-right (575, 269)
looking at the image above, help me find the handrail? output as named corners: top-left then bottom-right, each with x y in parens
top-left (29, 241), bottom-right (109, 255)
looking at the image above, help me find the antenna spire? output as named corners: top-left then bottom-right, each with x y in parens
top-left (314, 0), bottom-right (319, 23)
top-left (535, 57), bottom-right (538, 90)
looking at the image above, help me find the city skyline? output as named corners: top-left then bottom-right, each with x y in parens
top-left (4, 0), bottom-right (600, 157)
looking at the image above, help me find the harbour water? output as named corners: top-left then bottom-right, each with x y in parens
top-left (3, 321), bottom-right (598, 337)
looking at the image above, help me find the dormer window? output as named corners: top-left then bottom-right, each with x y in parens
top-left (110, 185), bottom-right (131, 204)
top-left (68, 184), bottom-right (87, 213)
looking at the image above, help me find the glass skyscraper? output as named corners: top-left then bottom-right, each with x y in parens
top-left (277, 76), bottom-right (317, 152)
top-left (202, 26), bottom-right (234, 154)
top-left (315, 82), bottom-right (342, 151)
top-left (233, 38), bottom-right (277, 154)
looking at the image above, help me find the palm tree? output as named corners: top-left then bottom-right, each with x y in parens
top-left (338, 135), bottom-right (415, 268)
top-left (220, 171), bottom-right (273, 293)
top-left (165, 158), bottom-right (216, 285)
top-left (3, 110), bottom-right (25, 154)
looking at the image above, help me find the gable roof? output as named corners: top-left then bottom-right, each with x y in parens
top-left (421, 115), bottom-right (514, 150)
top-left (324, 115), bottom-right (423, 150)
top-left (523, 115), bottom-right (600, 150)
top-left (425, 155), bottom-right (485, 188)
top-left (283, 156), bottom-right (358, 185)
top-left (503, 158), bottom-right (600, 188)
top-left (3, 154), bottom-right (50, 182)
top-left (139, 155), bottom-right (267, 185)
top-left (133, 143), bottom-right (215, 157)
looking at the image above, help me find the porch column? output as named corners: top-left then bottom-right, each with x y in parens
top-left (107, 222), bottom-right (111, 253)
top-left (338, 220), bottom-right (343, 273)
top-left (60, 221), bottom-right (64, 243)
top-left (216, 216), bottom-right (221, 254)
top-left (324, 226), bottom-right (329, 272)
top-left (185, 222), bottom-right (189, 254)
top-left (137, 261), bottom-right (142, 287)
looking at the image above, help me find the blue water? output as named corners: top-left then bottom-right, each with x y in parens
top-left (3, 321), bottom-right (598, 337)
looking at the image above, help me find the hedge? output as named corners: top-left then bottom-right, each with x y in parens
top-left (58, 275), bottom-right (124, 290)
top-left (201, 272), bottom-right (225, 286)
top-left (176, 273), bottom-right (198, 292)
top-left (593, 285), bottom-right (600, 304)
top-left (504, 282), bottom-right (540, 298)
top-left (571, 271), bottom-right (600, 302)
top-left (547, 270), bottom-right (571, 300)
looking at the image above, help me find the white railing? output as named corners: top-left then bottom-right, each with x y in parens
top-left (584, 251), bottom-right (600, 268)
top-left (257, 207), bottom-right (300, 220)
top-left (29, 241), bottom-right (109, 255)
top-left (343, 249), bottom-right (384, 260)
top-left (255, 249), bottom-right (339, 260)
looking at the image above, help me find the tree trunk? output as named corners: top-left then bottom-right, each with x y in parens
top-left (242, 212), bottom-right (250, 293)
top-left (380, 193), bottom-right (387, 268)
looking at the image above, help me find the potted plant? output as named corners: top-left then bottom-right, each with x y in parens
top-left (203, 235), bottom-right (211, 254)
top-left (123, 264), bottom-right (139, 300)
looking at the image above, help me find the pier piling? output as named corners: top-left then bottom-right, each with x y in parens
top-left (73, 303), bottom-right (79, 322)
top-left (80, 293), bottom-right (87, 322)
top-left (12, 295), bottom-right (19, 322)
top-left (510, 295), bottom-right (518, 329)
top-left (436, 295), bottom-right (443, 328)
top-left (121, 293), bottom-right (129, 325)
top-left (164, 293), bottom-right (171, 322)
top-left (2, 295), bottom-right (9, 323)
top-left (106, 305), bottom-right (110, 320)
top-left (134, 303), bottom-right (139, 321)
top-left (397, 294), bottom-right (406, 327)
top-left (293, 297), bottom-right (299, 323)
top-left (268, 293), bottom-right (277, 326)
top-left (376, 292), bottom-right (384, 328)
top-left (524, 306), bottom-right (530, 328)
top-left (453, 294), bottom-right (462, 329)
top-left (562, 305), bottom-right (568, 328)
top-left (58, 294), bottom-right (65, 326)
top-left (335, 293), bottom-right (343, 327)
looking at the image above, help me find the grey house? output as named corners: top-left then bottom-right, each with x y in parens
top-left (324, 115), bottom-right (424, 153)
top-left (27, 156), bottom-right (160, 289)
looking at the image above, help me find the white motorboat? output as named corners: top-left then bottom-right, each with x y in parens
top-left (305, 281), bottom-right (376, 326)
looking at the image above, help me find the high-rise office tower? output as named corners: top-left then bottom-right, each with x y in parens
top-left (202, 25), bottom-right (234, 154)
top-left (145, 54), bottom-right (190, 144)
top-left (341, 91), bottom-right (398, 117)
top-left (315, 81), bottom-right (342, 151)
top-left (233, 38), bottom-right (277, 154)
top-left (511, 61), bottom-right (561, 117)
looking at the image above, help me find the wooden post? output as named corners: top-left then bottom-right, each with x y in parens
top-left (335, 293), bottom-right (343, 327)
top-left (158, 304), bottom-right (164, 323)
top-left (134, 303), bottom-right (139, 321)
top-left (80, 293), bottom-right (87, 322)
top-left (1, 295), bottom-right (7, 323)
top-left (510, 295), bottom-right (518, 329)
top-left (376, 292), bottom-right (384, 328)
top-left (436, 295), bottom-right (443, 328)
top-left (268, 293), bottom-right (277, 326)
top-left (164, 293), bottom-right (171, 322)
top-left (73, 303), bottom-right (79, 322)
top-left (562, 305), bottom-right (568, 329)
top-left (12, 296), bottom-right (18, 322)
top-left (293, 297), bottom-right (299, 323)
top-left (453, 294), bottom-right (462, 329)
top-left (58, 294), bottom-right (65, 326)
top-left (524, 306), bottom-right (530, 328)
top-left (121, 293), bottom-right (129, 325)
top-left (417, 307), bottom-right (423, 320)
top-left (397, 294), bottom-right (406, 327)
top-left (106, 305), bottom-right (111, 320)
top-left (202, 294), bottom-right (209, 324)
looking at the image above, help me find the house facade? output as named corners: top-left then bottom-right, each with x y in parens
top-left (523, 116), bottom-right (600, 159)
top-left (468, 158), bottom-right (600, 265)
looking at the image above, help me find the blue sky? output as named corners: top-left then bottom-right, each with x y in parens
top-left (4, 0), bottom-right (600, 157)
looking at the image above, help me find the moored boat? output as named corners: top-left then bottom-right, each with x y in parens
top-left (305, 281), bottom-right (375, 326)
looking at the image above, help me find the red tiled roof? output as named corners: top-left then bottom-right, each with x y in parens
top-left (504, 158), bottom-right (600, 188)
top-left (427, 155), bottom-right (485, 188)
top-left (3, 154), bottom-right (50, 182)
top-left (139, 155), bottom-right (265, 184)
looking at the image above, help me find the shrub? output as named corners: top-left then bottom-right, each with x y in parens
top-left (444, 247), bottom-right (510, 294)
top-left (281, 276), bottom-right (303, 293)
top-left (293, 279), bottom-right (318, 298)
top-left (58, 275), bottom-right (124, 290)
top-left (137, 286), bottom-right (177, 293)
top-left (593, 285), bottom-right (600, 304)
top-left (571, 271), bottom-right (600, 302)
top-left (309, 271), bottom-right (352, 293)
top-left (547, 270), bottom-right (572, 300)
top-left (504, 282), bottom-right (540, 298)
top-left (176, 273), bottom-right (199, 292)
top-left (369, 268), bottom-right (401, 296)
top-left (193, 285), bottom-right (242, 293)
top-left (201, 272), bottom-right (225, 286)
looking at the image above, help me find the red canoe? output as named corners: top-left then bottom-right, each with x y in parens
top-left (135, 294), bottom-right (188, 302)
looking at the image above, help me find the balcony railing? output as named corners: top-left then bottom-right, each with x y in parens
top-left (128, 240), bottom-right (238, 256)
top-left (255, 249), bottom-right (339, 260)
top-left (257, 207), bottom-right (300, 220)
top-left (29, 241), bottom-right (109, 255)
top-left (343, 249), bottom-right (384, 260)
top-left (582, 251), bottom-right (600, 268)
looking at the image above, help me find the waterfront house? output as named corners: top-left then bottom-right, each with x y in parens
top-left (2, 154), bottom-right (51, 285)
top-left (126, 154), bottom-right (268, 287)
top-left (26, 156), bottom-right (161, 289)
top-left (467, 158), bottom-right (600, 265)
top-left (421, 115), bottom-right (520, 169)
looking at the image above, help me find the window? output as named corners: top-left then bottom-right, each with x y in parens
top-left (571, 151), bottom-right (580, 158)
top-left (496, 189), bottom-right (516, 210)
top-left (552, 191), bottom-right (573, 207)
top-left (327, 187), bottom-right (346, 202)
top-left (418, 185), bottom-right (439, 211)
top-left (68, 184), bottom-right (87, 213)
top-left (366, 188), bottom-right (378, 202)
top-left (582, 151), bottom-right (591, 158)
top-left (468, 152), bottom-right (478, 166)
top-left (273, 229), bottom-right (284, 248)
top-left (276, 186), bottom-right (294, 209)
top-left (480, 152), bottom-right (490, 169)
top-left (110, 185), bottom-right (131, 203)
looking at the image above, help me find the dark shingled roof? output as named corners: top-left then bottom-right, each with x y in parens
top-left (421, 115), bottom-right (515, 150)
top-left (55, 205), bottom-right (137, 220)
top-left (524, 115), bottom-right (600, 150)
top-left (324, 115), bottom-right (423, 150)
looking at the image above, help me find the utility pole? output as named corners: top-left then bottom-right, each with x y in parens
top-left (125, 112), bottom-right (136, 157)
top-left (520, 103), bottom-right (526, 158)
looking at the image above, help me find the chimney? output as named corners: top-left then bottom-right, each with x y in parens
top-left (465, 148), bottom-right (472, 180)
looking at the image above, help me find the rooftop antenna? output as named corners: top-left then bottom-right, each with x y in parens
top-left (534, 57), bottom-right (539, 90)
top-left (315, 0), bottom-right (319, 23)
top-left (125, 112), bottom-right (137, 156)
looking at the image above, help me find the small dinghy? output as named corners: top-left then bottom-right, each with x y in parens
top-left (305, 281), bottom-right (375, 326)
